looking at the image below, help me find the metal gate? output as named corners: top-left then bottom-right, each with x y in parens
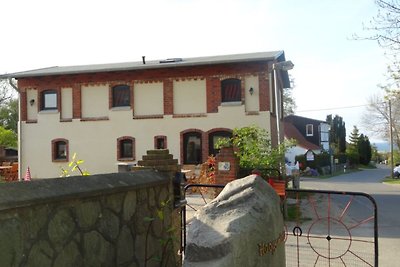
top-left (182, 185), bottom-right (378, 267)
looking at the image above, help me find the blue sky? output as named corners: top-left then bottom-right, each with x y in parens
top-left (1, 0), bottom-right (388, 142)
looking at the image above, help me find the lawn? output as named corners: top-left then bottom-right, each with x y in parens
top-left (383, 176), bottom-right (400, 185)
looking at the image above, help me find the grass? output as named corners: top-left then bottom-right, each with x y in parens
top-left (383, 176), bottom-right (400, 185)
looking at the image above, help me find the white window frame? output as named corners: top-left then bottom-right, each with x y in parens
top-left (306, 124), bottom-right (314, 136)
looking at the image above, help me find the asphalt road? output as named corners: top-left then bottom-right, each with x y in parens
top-left (299, 165), bottom-right (400, 267)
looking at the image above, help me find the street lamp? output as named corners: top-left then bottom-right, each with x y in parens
top-left (272, 60), bottom-right (294, 146)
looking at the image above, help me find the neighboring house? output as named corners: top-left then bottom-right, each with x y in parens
top-left (3, 51), bottom-right (292, 179)
top-left (284, 115), bottom-right (330, 164)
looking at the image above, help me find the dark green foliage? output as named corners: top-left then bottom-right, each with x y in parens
top-left (326, 114), bottom-right (346, 154)
top-left (358, 134), bottom-right (372, 165)
top-left (295, 152), bottom-right (330, 172)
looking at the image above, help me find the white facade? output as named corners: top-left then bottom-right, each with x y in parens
top-left (20, 78), bottom-right (271, 179)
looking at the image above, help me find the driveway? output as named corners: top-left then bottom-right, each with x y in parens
top-left (299, 165), bottom-right (400, 267)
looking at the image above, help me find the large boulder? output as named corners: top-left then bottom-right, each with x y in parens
top-left (184, 175), bottom-right (285, 267)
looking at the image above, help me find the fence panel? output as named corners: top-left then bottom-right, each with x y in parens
top-left (182, 185), bottom-right (378, 267)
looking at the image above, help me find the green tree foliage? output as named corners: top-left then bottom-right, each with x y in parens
top-left (283, 75), bottom-right (296, 116)
top-left (358, 134), bottom-right (372, 165)
top-left (0, 126), bottom-right (17, 148)
top-left (218, 125), bottom-right (292, 170)
top-left (347, 126), bottom-right (360, 166)
top-left (326, 114), bottom-right (346, 154)
top-left (346, 126), bottom-right (372, 166)
top-left (0, 98), bottom-right (18, 133)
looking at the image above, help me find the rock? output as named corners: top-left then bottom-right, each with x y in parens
top-left (184, 175), bottom-right (285, 267)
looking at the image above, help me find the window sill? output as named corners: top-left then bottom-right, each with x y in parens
top-left (26, 120), bottom-right (38, 124)
top-left (52, 159), bottom-right (68, 163)
top-left (173, 113), bottom-right (207, 118)
top-left (39, 109), bottom-right (58, 114)
top-left (246, 111), bottom-right (259, 115)
top-left (111, 106), bottom-right (131, 111)
top-left (133, 115), bottom-right (164, 120)
top-left (60, 119), bottom-right (73, 122)
top-left (80, 117), bottom-right (109, 122)
top-left (221, 101), bottom-right (242, 106)
top-left (118, 157), bottom-right (135, 162)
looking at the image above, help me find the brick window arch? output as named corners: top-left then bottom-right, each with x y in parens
top-left (207, 128), bottom-right (233, 156)
top-left (221, 78), bottom-right (241, 103)
top-left (52, 138), bottom-right (69, 162)
top-left (117, 136), bottom-right (135, 161)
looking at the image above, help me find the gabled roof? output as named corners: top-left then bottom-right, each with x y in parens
top-left (284, 114), bottom-right (327, 125)
top-left (283, 121), bottom-right (321, 150)
top-left (2, 51), bottom-right (286, 79)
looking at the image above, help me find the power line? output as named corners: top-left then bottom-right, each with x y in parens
top-left (296, 103), bottom-right (369, 113)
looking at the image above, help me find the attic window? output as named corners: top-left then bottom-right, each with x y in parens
top-left (41, 90), bottom-right (58, 110)
top-left (306, 124), bottom-right (313, 136)
top-left (159, 58), bottom-right (183, 64)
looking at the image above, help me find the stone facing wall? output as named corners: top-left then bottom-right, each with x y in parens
top-left (0, 171), bottom-right (177, 267)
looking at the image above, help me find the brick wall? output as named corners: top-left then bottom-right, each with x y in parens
top-left (18, 62), bottom-right (271, 121)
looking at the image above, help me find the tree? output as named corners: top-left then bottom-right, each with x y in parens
top-left (0, 126), bottom-right (17, 148)
top-left (358, 134), bottom-right (372, 165)
top-left (283, 75), bottom-right (296, 116)
top-left (0, 98), bottom-right (18, 133)
top-left (362, 92), bottom-right (400, 149)
top-left (357, 0), bottom-right (400, 52)
top-left (347, 126), bottom-right (361, 166)
top-left (217, 125), bottom-right (292, 170)
top-left (326, 114), bottom-right (346, 154)
top-left (0, 79), bottom-right (16, 106)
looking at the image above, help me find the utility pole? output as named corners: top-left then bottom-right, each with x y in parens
top-left (389, 99), bottom-right (394, 179)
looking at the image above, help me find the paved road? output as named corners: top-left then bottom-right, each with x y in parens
top-left (299, 165), bottom-right (400, 267)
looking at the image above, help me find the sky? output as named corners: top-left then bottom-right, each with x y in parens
top-left (0, 0), bottom-right (389, 142)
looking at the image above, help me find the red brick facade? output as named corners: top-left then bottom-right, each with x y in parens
top-left (18, 62), bottom-right (271, 122)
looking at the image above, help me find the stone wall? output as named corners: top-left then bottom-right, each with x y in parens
top-left (0, 171), bottom-right (178, 267)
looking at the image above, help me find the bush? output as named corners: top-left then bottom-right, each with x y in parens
top-left (295, 152), bottom-right (331, 173)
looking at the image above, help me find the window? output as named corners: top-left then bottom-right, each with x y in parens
top-left (52, 139), bottom-right (68, 162)
top-left (41, 90), bottom-right (58, 110)
top-left (208, 130), bottom-right (232, 156)
top-left (183, 132), bottom-right (202, 164)
top-left (117, 137), bottom-right (135, 160)
top-left (306, 124), bottom-right (314, 136)
top-left (112, 85), bottom-right (130, 107)
top-left (221, 78), bottom-right (241, 102)
top-left (154, 136), bottom-right (167, 149)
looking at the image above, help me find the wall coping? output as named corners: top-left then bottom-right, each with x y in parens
top-left (0, 170), bottom-right (169, 211)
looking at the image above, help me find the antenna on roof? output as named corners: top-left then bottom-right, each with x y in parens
top-left (142, 56), bottom-right (146, 65)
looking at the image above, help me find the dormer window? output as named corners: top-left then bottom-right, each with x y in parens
top-left (306, 124), bottom-right (314, 136)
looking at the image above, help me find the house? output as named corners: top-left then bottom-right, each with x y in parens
top-left (3, 51), bottom-right (292, 179)
top-left (284, 115), bottom-right (330, 164)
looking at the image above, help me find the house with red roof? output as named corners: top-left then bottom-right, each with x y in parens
top-left (284, 115), bottom-right (330, 164)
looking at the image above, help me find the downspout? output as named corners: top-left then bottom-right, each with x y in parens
top-left (8, 78), bottom-right (22, 180)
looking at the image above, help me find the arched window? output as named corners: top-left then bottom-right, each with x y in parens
top-left (221, 78), bottom-right (241, 103)
top-left (112, 85), bottom-right (131, 107)
top-left (117, 136), bottom-right (135, 161)
top-left (183, 132), bottom-right (202, 164)
top-left (52, 138), bottom-right (68, 162)
top-left (208, 130), bottom-right (232, 156)
top-left (41, 90), bottom-right (58, 110)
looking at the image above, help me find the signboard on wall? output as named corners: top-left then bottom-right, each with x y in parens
top-left (218, 162), bottom-right (231, 171)
top-left (306, 150), bottom-right (315, 161)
